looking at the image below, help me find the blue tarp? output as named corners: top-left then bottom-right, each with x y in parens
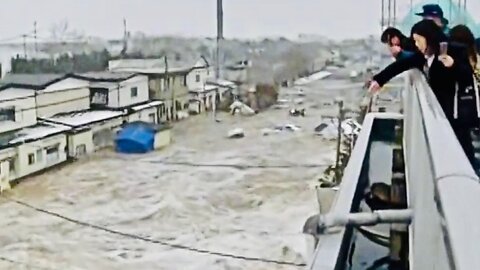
top-left (115, 122), bottom-right (156, 154)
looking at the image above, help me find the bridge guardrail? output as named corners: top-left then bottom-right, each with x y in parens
top-left (404, 69), bottom-right (480, 270)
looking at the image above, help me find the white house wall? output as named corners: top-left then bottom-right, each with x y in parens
top-left (0, 147), bottom-right (18, 186)
top-left (0, 88), bottom-right (37, 133)
top-left (15, 134), bottom-right (67, 179)
top-left (43, 78), bottom-right (90, 93)
top-left (36, 88), bottom-right (90, 117)
top-left (118, 75), bottom-right (149, 107)
top-left (128, 107), bottom-right (158, 124)
top-left (186, 68), bottom-right (209, 91)
top-left (67, 130), bottom-right (94, 158)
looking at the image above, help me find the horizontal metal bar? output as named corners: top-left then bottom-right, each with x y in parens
top-left (321, 209), bottom-right (412, 229)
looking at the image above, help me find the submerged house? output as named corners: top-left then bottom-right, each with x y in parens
top-left (0, 84), bottom-right (71, 190)
top-left (108, 57), bottom-right (211, 121)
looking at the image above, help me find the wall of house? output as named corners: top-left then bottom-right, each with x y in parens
top-left (15, 134), bottom-right (67, 179)
top-left (186, 68), bottom-right (210, 91)
top-left (127, 107), bottom-right (159, 124)
top-left (149, 74), bottom-right (189, 121)
top-left (0, 147), bottom-right (18, 189)
top-left (36, 87), bottom-right (90, 117)
top-left (91, 117), bottom-right (124, 150)
top-left (0, 88), bottom-right (37, 133)
top-left (154, 129), bottom-right (172, 149)
top-left (67, 130), bottom-right (94, 158)
top-left (117, 75), bottom-right (149, 107)
top-left (224, 68), bottom-right (248, 82)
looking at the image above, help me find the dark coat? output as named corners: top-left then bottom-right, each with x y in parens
top-left (373, 43), bottom-right (473, 120)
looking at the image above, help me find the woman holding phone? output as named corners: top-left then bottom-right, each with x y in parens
top-left (369, 20), bottom-right (476, 165)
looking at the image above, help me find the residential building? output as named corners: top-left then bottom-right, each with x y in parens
top-left (0, 74), bottom-right (90, 117)
top-left (72, 72), bottom-right (149, 109)
top-left (0, 87), bottom-right (36, 134)
top-left (189, 79), bottom-right (236, 114)
top-left (41, 110), bottom-right (125, 152)
top-left (0, 103), bottom-right (70, 190)
top-left (108, 57), bottom-right (211, 121)
top-left (222, 60), bottom-right (251, 83)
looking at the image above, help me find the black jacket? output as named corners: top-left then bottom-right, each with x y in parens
top-left (373, 43), bottom-right (473, 120)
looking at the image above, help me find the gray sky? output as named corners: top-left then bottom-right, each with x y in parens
top-left (1, 0), bottom-right (479, 41)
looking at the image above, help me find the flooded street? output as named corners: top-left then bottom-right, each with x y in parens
top-left (0, 80), bottom-right (361, 270)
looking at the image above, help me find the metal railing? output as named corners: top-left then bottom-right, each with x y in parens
top-left (309, 70), bottom-right (480, 269)
top-left (404, 70), bottom-right (480, 270)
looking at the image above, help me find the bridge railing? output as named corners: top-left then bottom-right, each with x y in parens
top-left (404, 69), bottom-right (480, 270)
top-left (309, 70), bottom-right (480, 269)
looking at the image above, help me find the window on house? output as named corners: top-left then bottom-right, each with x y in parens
top-left (36, 149), bottom-right (43, 163)
top-left (148, 113), bottom-right (156, 123)
top-left (195, 74), bottom-right (201, 82)
top-left (9, 158), bottom-right (15, 173)
top-left (0, 107), bottom-right (15, 122)
top-left (46, 145), bottom-right (59, 164)
top-left (28, 153), bottom-right (35, 165)
top-left (131, 87), bottom-right (138, 97)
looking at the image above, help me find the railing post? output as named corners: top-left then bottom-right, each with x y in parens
top-left (390, 137), bottom-right (409, 268)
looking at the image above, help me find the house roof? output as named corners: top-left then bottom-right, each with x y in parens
top-left (108, 57), bottom-right (209, 75)
top-left (0, 73), bottom-right (70, 90)
top-left (41, 109), bottom-right (125, 128)
top-left (72, 72), bottom-right (138, 82)
top-left (0, 122), bottom-right (71, 148)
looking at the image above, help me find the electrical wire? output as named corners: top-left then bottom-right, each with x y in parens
top-left (146, 160), bottom-right (327, 169)
top-left (3, 197), bottom-right (307, 267)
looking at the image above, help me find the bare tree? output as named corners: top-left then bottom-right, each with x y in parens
top-left (49, 19), bottom-right (84, 42)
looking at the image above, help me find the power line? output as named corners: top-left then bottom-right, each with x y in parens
top-left (146, 160), bottom-right (327, 169)
top-left (4, 197), bottom-right (307, 267)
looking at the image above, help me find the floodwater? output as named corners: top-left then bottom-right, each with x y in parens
top-left (0, 79), bottom-right (361, 270)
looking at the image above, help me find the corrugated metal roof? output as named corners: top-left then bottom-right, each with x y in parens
top-left (74, 71), bottom-right (138, 82)
top-left (0, 73), bottom-right (68, 89)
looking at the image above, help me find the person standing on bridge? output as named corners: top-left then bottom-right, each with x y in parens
top-left (369, 20), bottom-right (476, 165)
top-left (449, 25), bottom-right (480, 169)
top-left (415, 4), bottom-right (450, 36)
top-left (381, 27), bottom-right (416, 60)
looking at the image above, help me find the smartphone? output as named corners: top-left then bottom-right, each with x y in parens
top-left (440, 42), bottom-right (448, 55)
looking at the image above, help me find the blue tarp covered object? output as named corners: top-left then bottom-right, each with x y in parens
top-left (115, 121), bottom-right (157, 154)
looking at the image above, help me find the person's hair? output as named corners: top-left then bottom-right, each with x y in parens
top-left (380, 27), bottom-right (406, 44)
top-left (411, 19), bottom-right (447, 55)
top-left (450, 24), bottom-right (477, 67)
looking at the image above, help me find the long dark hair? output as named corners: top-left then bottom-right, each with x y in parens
top-left (381, 27), bottom-right (417, 52)
top-left (450, 25), bottom-right (477, 68)
top-left (411, 20), bottom-right (447, 55)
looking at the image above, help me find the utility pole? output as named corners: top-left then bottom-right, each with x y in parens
top-left (34, 21), bottom-right (38, 53)
top-left (165, 55), bottom-right (175, 122)
top-left (121, 18), bottom-right (128, 57)
top-left (334, 98), bottom-right (345, 184)
top-left (387, 0), bottom-right (391, 27)
top-left (22, 34), bottom-right (27, 58)
top-left (381, 0), bottom-right (385, 30)
top-left (393, 0), bottom-right (397, 27)
top-left (216, 0), bottom-right (223, 79)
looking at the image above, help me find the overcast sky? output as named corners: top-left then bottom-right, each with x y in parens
top-left (1, 0), bottom-right (479, 41)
